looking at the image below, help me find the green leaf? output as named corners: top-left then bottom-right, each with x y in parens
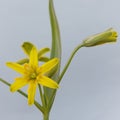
top-left (43, 0), bottom-right (62, 104)
top-left (49, 0), bottom-right (61, 79)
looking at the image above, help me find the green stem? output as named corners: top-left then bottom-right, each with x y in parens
top-left (58, 43), bottom-right (84, 83)
top-left (0, 78), bottom-right (44, 113)
top-left (38, 85), bottom-right (46, 107)
top-left (43, 111), bottom-right (50, 120)
top-left (48, 43), bottom-right (84, 111)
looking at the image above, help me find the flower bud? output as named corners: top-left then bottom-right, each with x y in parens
top-left (82, 28), bottom-right (118, 47)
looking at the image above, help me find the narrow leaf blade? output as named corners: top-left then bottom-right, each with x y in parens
top-left (49, 0), bottom-right (61, 80)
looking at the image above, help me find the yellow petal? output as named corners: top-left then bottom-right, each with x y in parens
top-left (27, 81), bottom-right (37, 105)
top-left (38, 76), bottom-right (59, 89)
top-left (39, 58), bottom-right (59, 74)
top-left (10, 77), bottom-right (28, 92)
top-left (29, 47), bottom-right (38, 68)
top-left (6, 62), bottom-right (25, 74)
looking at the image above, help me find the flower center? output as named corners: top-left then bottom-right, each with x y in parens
top-left (30, 72), bottom-right (37, 80)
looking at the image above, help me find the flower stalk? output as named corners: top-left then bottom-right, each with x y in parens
top-left (0, 78), bottom-right (44, 113)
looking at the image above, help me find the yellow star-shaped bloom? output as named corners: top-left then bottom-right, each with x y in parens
top-left (6, 46), bottom-right (59, 105)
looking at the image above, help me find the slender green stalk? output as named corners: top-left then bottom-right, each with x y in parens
top-left (48, 43), bottom-right (84, 111)
top-left (58, 43), bottom-right (84, 83)
top-left (38, 85), bottom-right (46, 107)
top-left (0, 78), bottom-right (44, 113)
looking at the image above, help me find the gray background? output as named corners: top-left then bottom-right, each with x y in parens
top-left (0, 0), bottom-right (120, 120)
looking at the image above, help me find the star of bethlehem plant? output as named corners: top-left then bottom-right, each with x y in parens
top-left (0, 0), bottom-right (118, 120)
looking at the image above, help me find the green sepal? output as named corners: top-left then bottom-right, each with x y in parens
top-left (17, 56), bottom-right (50, 65)
top-left (38, 48), bottom-right (50, 59)
top-left (39, 57), bottom-right (50, 62)
top-left (16, 58), bottom-right (29, 65)
top-left (20, 42), bottom-right (50, 64)
top-left (22, 42), bottom-right (35, 56)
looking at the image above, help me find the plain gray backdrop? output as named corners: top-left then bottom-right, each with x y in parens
top-left (0, 0), bottom-right (120, 120)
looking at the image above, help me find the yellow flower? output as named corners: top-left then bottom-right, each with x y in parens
top-left (82, 28), bottom-right (118, 47)
top-left (6, 46), bottom-right (59, 105)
